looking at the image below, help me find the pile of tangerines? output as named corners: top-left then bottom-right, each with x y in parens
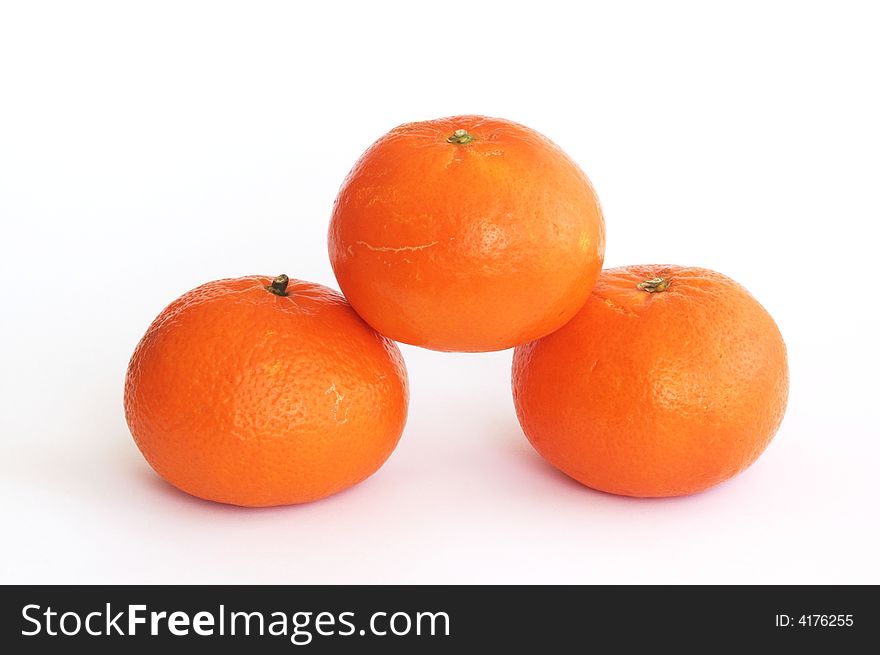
top-left (124, 116), bottom-right (789, 507)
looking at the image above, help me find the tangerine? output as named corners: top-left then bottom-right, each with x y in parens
top-left (512, 265), bottom-right (789, 497)
top-left (124, 274), bottom-right (408, 507)
top-left (329, 115), bottom-right (605, 352)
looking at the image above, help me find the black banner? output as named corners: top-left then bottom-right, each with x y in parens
top-left (1, 585), bottom-right (874, 652)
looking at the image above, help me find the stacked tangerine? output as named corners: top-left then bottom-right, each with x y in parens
top-left (125, 115), bottom-right (789, 506)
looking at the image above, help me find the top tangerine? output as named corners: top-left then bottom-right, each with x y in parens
top-left (329, 115), bottom-right (605, 352)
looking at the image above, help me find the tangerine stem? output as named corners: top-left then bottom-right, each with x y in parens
top-left (267, 274), bottom-right (290, 296)
top-left (447, 129), bottom-right (474, 144)
top-left (637, 276), bottom-right (670, 293)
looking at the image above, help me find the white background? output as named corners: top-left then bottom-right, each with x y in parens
top-left (2, 1), bottom-right (878, 584)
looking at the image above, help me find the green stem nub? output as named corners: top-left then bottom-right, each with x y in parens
top-left (637, 276), bottom-right (670, 293)
top-left (447, 128), bottom-right (474, 144)
top-left (267, 274), bottom-right (290, 296)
